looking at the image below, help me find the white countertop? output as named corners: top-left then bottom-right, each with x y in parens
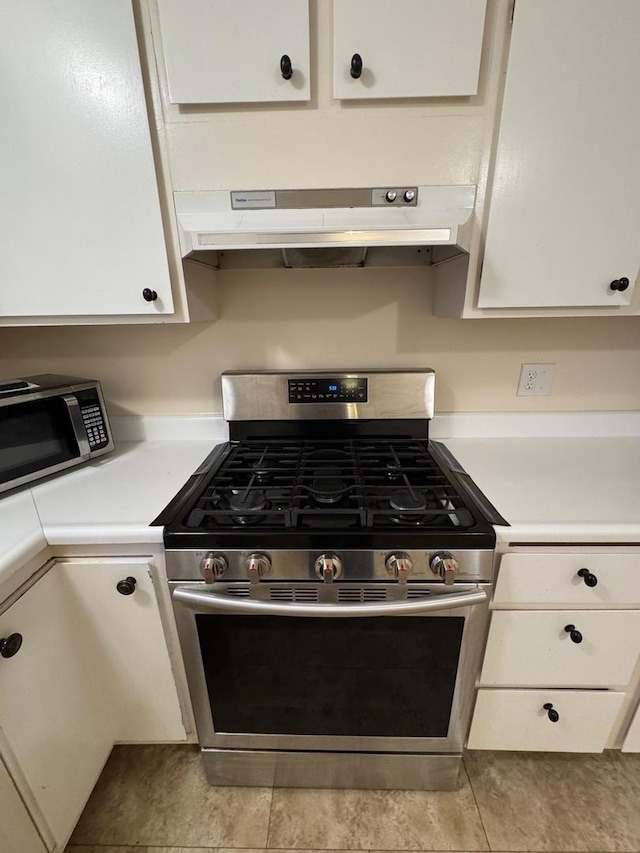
top-left (2, 414), bottom-right (639, 603)
top-left (31, 439), bottom-right (216, 545)
top-left (444, 436), bottom-right (640, 544)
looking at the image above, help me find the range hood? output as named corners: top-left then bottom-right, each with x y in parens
top-left (174, 185), bottom-right (476, 263)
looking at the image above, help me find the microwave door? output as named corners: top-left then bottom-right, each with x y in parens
top-left (0, 395), bottom-right (85, 491)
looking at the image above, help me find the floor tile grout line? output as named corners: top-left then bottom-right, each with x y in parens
top-left (462, 754), bottom-right (492, 853)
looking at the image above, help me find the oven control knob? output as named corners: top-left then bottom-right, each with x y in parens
top-left (315, 554), bottom-right (343, 583)
top-left (430, 552), bottom-right (459, 586)
top-left (385, 552), bottom-right (413, 584)
top-left (200, 553), bottom-right (227, 584)
top-left (246, 553), bottom-right (271, 584)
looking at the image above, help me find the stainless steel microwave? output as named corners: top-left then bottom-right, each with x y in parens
top-left (0, 375), bottom-right (114, 494)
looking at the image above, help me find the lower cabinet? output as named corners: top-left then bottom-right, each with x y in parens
top-left (468, 689), bottom-right (625, 752)
top-left (56, 558), bottom-right (185, 743)
top-left (0, 757), bottom-right (47, 853)
top-left (0, 556), bottom-right (186, 851)
top-left (0, 563), bottom-right (115, 850)
top-left (622, 704), bottom-right (640, 752)
top-left (469, 548), bottom-right (640, 753)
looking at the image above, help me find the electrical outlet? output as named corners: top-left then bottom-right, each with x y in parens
top-left (517, 363), bottom-right (555, 396)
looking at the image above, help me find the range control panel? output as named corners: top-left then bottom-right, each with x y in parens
top-left (288, 377), bottom-right (368, 403)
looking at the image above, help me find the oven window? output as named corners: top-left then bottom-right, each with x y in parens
top-left (0, 398), bottom-right (79, 486)
top-left (197, 615), bottom-right (464, 738)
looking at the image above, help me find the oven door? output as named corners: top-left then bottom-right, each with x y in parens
top-left (171, 581), bottom-right (489, 754)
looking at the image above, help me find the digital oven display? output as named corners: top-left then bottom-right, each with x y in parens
top-left (288, 378), bottom-right (368, 403)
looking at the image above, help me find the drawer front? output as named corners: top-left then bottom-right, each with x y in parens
top-left (494, 552), bottom-right (640, 607)
top-left (468, 688), bottom-right (625, 751)
top-left (480, 610), bottom-right (640, 687)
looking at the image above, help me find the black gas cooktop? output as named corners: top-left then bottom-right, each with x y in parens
top-left (156, 436), bottom-right (501, 551)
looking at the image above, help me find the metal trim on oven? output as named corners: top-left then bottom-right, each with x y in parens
top-left (170, 580), bottom-right (490, 754)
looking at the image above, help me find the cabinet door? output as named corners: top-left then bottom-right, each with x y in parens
top-left (333, 0), bottom-right (486, 100)
top-left (0, 566), bottom-right (115, 849)
top-left (157, 0), bottom-right (310, 104)
top-left (0, 758), bottom-right (47, 853)
top-left (57, 558), bottom-right (186, 742)
top-left (0, 1), bottom-right (174, 318)
top-left (480, 610), bottom-right (640, 688)
top-left (468, 689), bottom-right (625, 752)
top-left (478, 0), bottom-right (640, 308)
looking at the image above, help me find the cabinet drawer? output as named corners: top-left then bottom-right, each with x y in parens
top-left (494, 552), bottom-right (640, 607)
top-left (480, 610), bottom-right (640, 687)
top-left (468, 689), bottom-right (625, 752)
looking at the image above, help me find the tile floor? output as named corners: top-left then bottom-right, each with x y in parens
top-left (66, 746), bottom-right (640, 853)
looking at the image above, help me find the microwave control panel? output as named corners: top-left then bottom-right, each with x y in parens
top-left (77, 388), bottom-right (109, 450)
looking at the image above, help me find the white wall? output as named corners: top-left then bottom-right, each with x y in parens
top-left (1, 269), bottom-right (639, 416)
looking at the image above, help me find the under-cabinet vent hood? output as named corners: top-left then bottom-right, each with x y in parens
top-left (174, 185), bottom-right (476, 260)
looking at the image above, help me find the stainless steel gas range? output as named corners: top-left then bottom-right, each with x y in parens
top-left (155, 370), bottom-right (506, 790)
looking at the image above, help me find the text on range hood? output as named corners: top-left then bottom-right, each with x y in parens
top-left (174, 185), bottom-right (476, 256)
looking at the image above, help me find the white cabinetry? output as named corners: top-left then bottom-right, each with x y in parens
top-left (468, 549), bottom-right (640, 752)
top-left (622, 705), bottom-right (640, 753)
top-left (157, 0), bottom-right (310, 104)
top-left (333, 0), bottom-right (487, 100)
top-left (0, 555), bottom-right (186, 851)
top-left (0, 563), bottom-right (115, 850)
top-left (0, 0), bottom-right (217, 326)
top-left (0, 758), bottom-right (46, 853)
top-left (477, 0), bottom-right (640, 310)
top-left (57, 557), bottom-right (185, 742)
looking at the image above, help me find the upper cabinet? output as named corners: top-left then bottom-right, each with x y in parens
top-left (0, 0), bottom-right (217, 326)
top-left (477, 0), bottom-right (640, 310)
top-left (157, 0), bottom-right (310, 104)
top-left (333, 0), bottom-right (487, 100)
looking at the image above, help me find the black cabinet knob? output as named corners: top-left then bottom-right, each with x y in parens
top-left (350, 53), bottom-right (363, 79)
top-left (564, 623), bottom-right (583, 644)
top-left (577, 567), bottom-right (598, 587)
top-left (610, 277), bottom-right (630, 292)
top-left (116, 576), bottom-right (137, 596)
top-left (280, 54), bottom-right (293, 80)
top-left (142, 288), bottom-right (158, 302)
top-left (0, 633), bottom-right (23, 659)
top-left (543, 702), bottom-right (559, 722)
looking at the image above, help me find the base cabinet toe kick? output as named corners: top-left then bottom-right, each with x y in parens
top-left (468, 548), bottom-right (640, 753)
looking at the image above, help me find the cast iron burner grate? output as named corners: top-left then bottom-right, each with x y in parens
top-left (184, 439), bottom-right (474, 531)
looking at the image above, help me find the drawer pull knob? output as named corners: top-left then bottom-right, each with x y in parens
top-left (116, 576), bottom-right (137, 596)
top-left (577, 568), bottom-right (598, 587)
top-left (280, 54), bottom-right (293, 80)
top-left (0, 633), bottom-right (23, 659)
top-left (564, 624), bottom-right (583, 644)
top-left (543, 702), bottom-right (559, 722)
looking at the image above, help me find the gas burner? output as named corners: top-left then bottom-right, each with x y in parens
top-left (253, 468), bottom-right (272, 484)
top-left (228, 490), bottom-right (267, 525)
top-left (306, 448), bottom-right (351, 460)
top-left (389, 490), bottom-right (427, 512)
top-left (388, 489), bottom-right (451, 527)
top-left (310, 466), bottom-right (348, 506)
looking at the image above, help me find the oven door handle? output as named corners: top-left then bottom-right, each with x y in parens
top-left (172, 586), bottom-right (488, 617)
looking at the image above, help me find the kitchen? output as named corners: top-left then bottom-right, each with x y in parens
top-left (1, 1), bottom-right (640, 852)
